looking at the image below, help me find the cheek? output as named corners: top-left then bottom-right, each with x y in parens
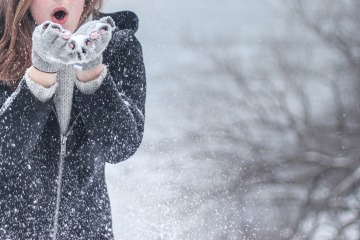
top-left (70, 0), bottom-right (86, 17)
top-left (30, 0), bottom-right (49, 25)
top-left (68, 0), bottom-right (85, 25)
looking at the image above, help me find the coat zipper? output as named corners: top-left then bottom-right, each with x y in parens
top-left (51, 105), bottom-right (80, 239)
top-left (52, 140), bottom-right (65, 240)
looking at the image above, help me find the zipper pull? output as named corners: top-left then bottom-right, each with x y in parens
top-left (60, 135), bottom-right (67, 156)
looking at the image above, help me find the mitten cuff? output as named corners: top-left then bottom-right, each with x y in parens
top-left (80, 55), bottom-right (103, 71)
top-left (24, 68), bottom-right (58, 102)
top-left (74, 65), bottom-right (107, 95)
top-left (32, 52), bottom-right (61, 74)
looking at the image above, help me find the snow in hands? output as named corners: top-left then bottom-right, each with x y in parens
top-left (33, 17), bottom-right (115, 70)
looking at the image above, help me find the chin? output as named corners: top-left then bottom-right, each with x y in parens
top-left (62, 23), bottom-right (76, 33)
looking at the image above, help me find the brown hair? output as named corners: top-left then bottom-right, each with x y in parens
top-left (0, 0), bottom-right (103, 90)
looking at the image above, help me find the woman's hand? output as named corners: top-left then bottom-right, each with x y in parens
top-left (75, 64), bottom-right (104, 83)
top-left (70, 16), bottom-right (116, 71)
top-left (31, 21), bottom-right (76, 73)
top-left (30, 17), bottom-right (115, 86)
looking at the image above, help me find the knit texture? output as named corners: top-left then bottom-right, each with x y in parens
top-left (53, 66), bottom-right (75, 135)
top-left (72, 17), bottom-right (115, 71)
top-left (25, 66), bottom-right (107, 135)
top-left (24, 68), bottom-right (59, 103)
top-left (73, 66), bottom-right (107, 94)
top-left (32, 22), bottom-right (74, 73)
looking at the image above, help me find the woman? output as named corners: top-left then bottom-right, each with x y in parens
top-left (0, 0), bottom-right (146, 239)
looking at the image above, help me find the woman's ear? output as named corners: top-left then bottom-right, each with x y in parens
top-left (99, 16), bottom-right (116, 30)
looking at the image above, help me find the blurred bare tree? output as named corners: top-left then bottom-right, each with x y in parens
top-left (184, 0), bottom-right (360, 239)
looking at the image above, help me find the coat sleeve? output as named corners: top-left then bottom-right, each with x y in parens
top-left (74, 15), bottom-right (146, 164)
top-left (0, 78), bottom-right (54, 161)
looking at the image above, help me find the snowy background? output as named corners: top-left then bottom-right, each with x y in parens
top-left (103, 1), bottom-right (285, 239)
top-left (102, 0), bottom-right (360, 239)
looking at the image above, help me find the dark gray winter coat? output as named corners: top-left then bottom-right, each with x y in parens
top-left (0, 11), bottom-right (146, 239)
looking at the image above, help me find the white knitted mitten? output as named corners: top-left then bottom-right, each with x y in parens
top-left (70, 17), bottom-right (116, 71)
top-left (32, 21), bottom-right (76, 73)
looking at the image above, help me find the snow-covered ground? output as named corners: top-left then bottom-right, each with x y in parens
top-left (103, 1), bottom-right (287, 239)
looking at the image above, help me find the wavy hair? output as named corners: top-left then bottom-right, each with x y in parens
top-left (0, 0), bottom-right (103, 90)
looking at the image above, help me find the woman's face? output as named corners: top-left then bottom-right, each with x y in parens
top-left (30, 0), bottom-right (86, 33)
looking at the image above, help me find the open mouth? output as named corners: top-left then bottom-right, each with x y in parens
top-left (51, 7), bottom-right (68, 24)
top-left (54, 10), bottom-right (66, 20)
